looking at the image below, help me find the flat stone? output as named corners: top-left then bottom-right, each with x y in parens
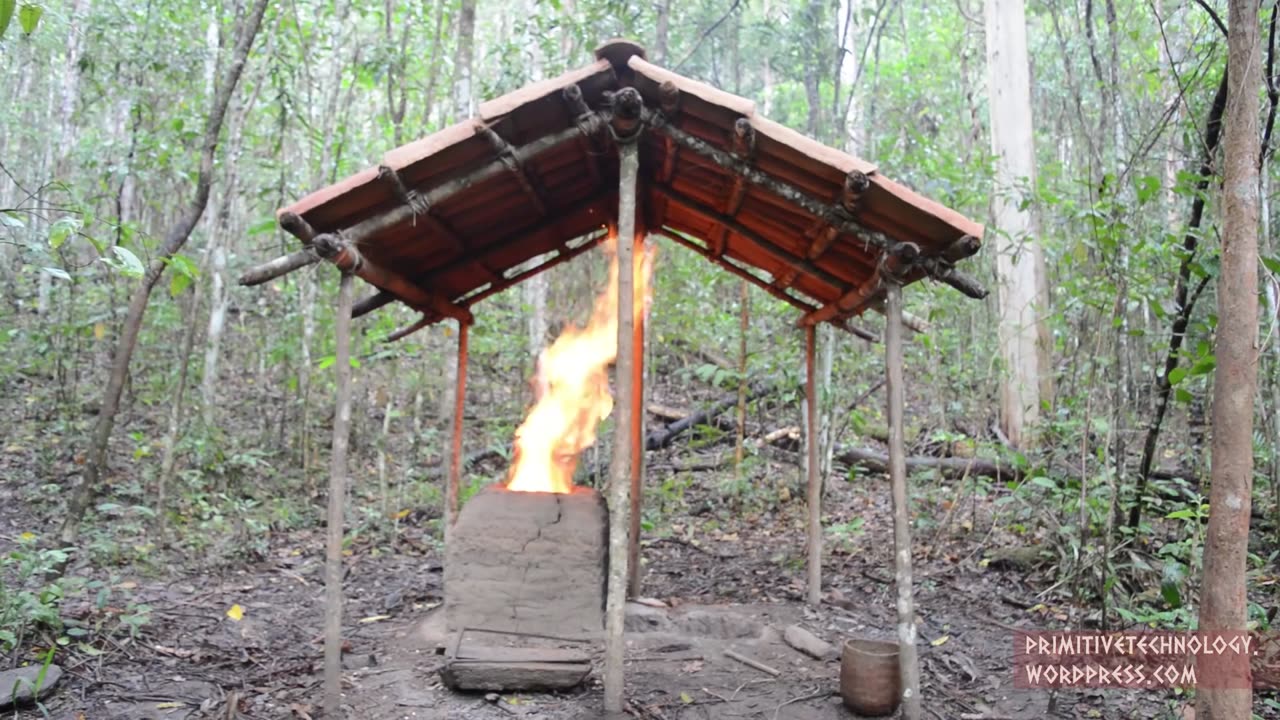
top-left (783, 624), bottom-right (836, 660)
top-left (0, 664), bottom-right (62, 709)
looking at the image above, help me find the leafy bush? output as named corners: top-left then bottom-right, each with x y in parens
top-left (0, 535), bottom-right (70, 651)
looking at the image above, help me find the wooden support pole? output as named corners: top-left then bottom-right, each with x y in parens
top-left (323, 270), bottom-right (355, 719)
top-left (804, 324), bottom-right (821, 606)
top-left (884, 280), bottom-right (922, 720)
top-left (604, 135), bottom-right (640, 717)
top-left (444, 321), bottom-right (470, 548)
top-left (628, 234), bottom-right (646, 598)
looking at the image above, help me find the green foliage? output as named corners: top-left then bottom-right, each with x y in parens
top-left (0, 536), bottom-right (70, 652)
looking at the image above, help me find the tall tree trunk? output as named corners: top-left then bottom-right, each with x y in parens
top-left (1196, 0), bottom-right (1260, 715)
top-left (654, 0), bottom-right (670, 65)
top-left (59, 0), bottom-right (270, 549)
top-left (454, 0), bottom-right (476, 121)
top-left (984, 0), bottom-right (1050, 449)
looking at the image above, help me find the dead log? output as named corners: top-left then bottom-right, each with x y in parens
top-left (834, 446), bottom-right (1023, 482)
top-left (645, 383), bottom-right (774, 450)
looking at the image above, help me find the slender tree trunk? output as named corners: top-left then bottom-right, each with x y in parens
top-left (734, 279), bottom-right (749, 477)
top-left (156, 290), bottom-right (203, 541)
top-left (59, 0), bottom-right (270, 549)
top-left (454, 0), bottom-right (476, 121)
top-left (985, 0), bottom-right (1049, 449)
top-left (1196, 0), bottom-right (1260, 715)
top-left (324, 271), bottom-right (356, 718)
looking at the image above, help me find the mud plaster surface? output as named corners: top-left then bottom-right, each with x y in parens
top-left (445, 487), bottom-right (607, 638)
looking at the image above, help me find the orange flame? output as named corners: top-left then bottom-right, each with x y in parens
top-left (505, 232), bottom-right (655, 494)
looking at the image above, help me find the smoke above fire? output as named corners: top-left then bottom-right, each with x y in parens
top-left (505, 232), bottom-right (655, 494)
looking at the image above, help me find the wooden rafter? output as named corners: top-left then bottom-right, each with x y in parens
top-left (652, 185), bottom-right (850, 293)
top-left (420, 194), bottom-right (610, 298)
top-left (643, 108), bottom-right (987, 300)
top-left (477, 126), bottom-right (549, 216)
top-left (460, 229), bottom-right (611, 308)
top-left (376, 165), bottom-right (466, 254)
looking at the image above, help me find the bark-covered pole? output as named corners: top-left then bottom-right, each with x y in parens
top-left (604, 88), bottom-right (642, 715)
top-left (805, 323), bottom-right (822, 605)
top-left (885, 279), bottom-right (922, 720)
top-left (628, 254), bottom-right (646, 598)
top-left (324, 270), bottom-right (355, 718)
top-left (1196, 0), bottom-right (1260, 714)
top-left (444, 321), bottom-right (470, 549)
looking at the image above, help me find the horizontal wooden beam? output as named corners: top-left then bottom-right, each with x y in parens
top-left (312, 233), bottom-right (473, 325)
top-left (238, 248), bottom-right (319, 286)
top-left (462, 229), bottom-right (611, 308)
top-left (385, 314), bottom-right (437, 342)
top-left (643, 109), bottom-right (987, 300)
top-left (377, 164), bottom-right (465, 252)
top-left (801, 243), bottom-right (919, 327)
top-left (651, 185), bottom-right (849, 292)
top-left (353, 290), bottom-right (395, 319)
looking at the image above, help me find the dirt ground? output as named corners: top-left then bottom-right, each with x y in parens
top-left (3, 464), bottom-right (1200, 720)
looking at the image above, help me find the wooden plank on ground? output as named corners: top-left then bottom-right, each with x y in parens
top-left (439, 660), bottom-right (591, 691)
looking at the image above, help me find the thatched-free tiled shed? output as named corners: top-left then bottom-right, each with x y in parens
top-left (240, 38), bottom-right (985, 717)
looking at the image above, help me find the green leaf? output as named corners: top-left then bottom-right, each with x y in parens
top-left (1030, 475), bottom-right (1057, 490)
top-left (104, 246), bottom-right (144, 278)
top-left (166, 253), bottom-right (199, 279)
top-left (49, 217), bottom-right (79, 250)
top-left (1189, 356), bottom-right (1216, 376)
top-left (1262, 255), bottom-right (1280, 274)
top-left (1174, 388), bottom-right (1194, 404)
top-left (0, 0), bottom-right (14, 39)
top-left (17, 2), bottom-right (40, 34)
top-left (318, 355), bottom-right (335, 370)
top-left (43, 267), bottom-right (70, 281)
top-left (1167, 367), bottom-right (1187, 386)
top-left (1160, 561), bottom-right (1186, 608)
top-left (0, 211), bottom-right (25, 229)
top-left (170, 272), bottom-right (192, 297)
top-left (248, 217), bottom-right (278, 236)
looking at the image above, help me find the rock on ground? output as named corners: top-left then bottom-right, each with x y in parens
top-left (0, 664), bottom-right (62, 709)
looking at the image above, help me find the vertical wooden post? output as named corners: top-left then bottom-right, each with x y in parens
top-left (628, 262), bottom-right (646, 598)
top-left (323, 271), bottom-right (355, 718)
top-left (444, 321), bottom-right (469, 549)
top-left (604, 138), bottom-right (639, 716)
top-left (885, 280), bottom-right (922, 720)
top-left (804, 324), bottom-right (822, 606)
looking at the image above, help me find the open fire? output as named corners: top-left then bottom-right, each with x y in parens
top-left (504, 231), bottom-right (655, 494)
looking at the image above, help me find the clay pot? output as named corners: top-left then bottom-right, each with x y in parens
top-left (840, 638), bottom-right (901, 717)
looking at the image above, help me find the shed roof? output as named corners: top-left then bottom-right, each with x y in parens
top-left (253, 40), bottom-right (986, 340)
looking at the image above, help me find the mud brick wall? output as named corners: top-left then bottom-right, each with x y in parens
top-left (445, 485), bottom-right (607, 638)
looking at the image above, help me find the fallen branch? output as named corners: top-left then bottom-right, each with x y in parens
top-left (723, 649), bottom-right (781, 677)
top-left (646, 382), bottom-right (774, 450)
